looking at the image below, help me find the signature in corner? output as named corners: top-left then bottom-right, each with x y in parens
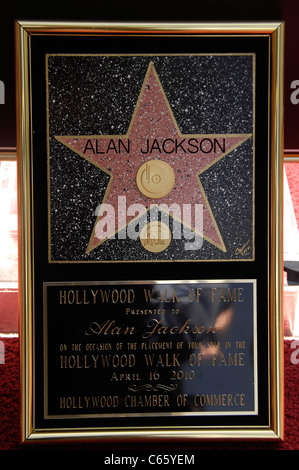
top-left (235, 239), bottom-right (251, 256)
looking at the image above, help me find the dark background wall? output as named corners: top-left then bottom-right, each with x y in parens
top-left (0, 0), bottom-right (297, 150)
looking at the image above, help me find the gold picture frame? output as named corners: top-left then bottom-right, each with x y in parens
top-left (15, 21), bottom-right (284, 443)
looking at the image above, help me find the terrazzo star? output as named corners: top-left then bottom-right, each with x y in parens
top-left (56, 62), bottom-right (251, 254)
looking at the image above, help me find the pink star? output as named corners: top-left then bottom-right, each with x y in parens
top-left (56, 62), bottom-right (251, 254)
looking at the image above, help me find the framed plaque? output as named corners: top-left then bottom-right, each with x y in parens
top-left (15, 21), bottom-right (284, 442)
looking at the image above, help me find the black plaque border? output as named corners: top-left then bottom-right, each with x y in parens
top-left (15, 22), bottom-right (284, 442)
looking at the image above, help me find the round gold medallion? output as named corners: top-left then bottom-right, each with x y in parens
top-left (136, 160), bottom-right (175, 199)
top-left (140, 221), bottom-right (172, 253)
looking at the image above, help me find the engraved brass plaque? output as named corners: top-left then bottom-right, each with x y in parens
top-left (44, 280), bottom-right (257, 418)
